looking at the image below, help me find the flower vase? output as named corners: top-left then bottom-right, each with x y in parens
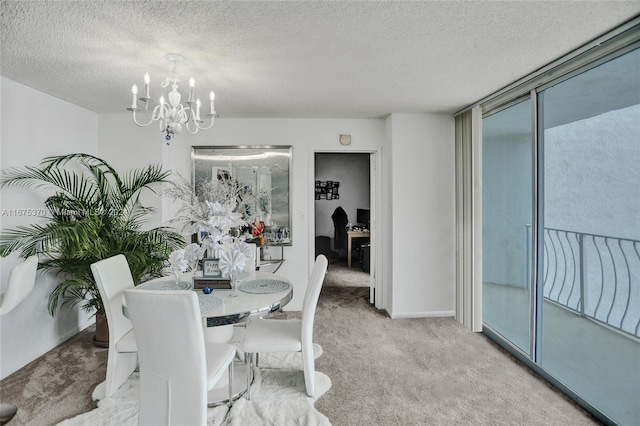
top-left (174, 270), bottom-right (182, 285)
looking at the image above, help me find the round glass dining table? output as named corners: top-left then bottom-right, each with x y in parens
top-left (124, 270), bottom-right (293, 404)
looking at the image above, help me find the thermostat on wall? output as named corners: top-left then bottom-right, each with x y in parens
top-left (339, 134), bottom-right (351, 145)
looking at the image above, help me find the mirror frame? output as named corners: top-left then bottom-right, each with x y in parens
top-left (191, 145), bottom-right (293, 245)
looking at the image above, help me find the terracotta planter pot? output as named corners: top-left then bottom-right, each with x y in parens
top-left (93, 311), bottom-right (109, 348)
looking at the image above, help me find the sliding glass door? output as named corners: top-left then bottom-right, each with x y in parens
top-left (539, 48), bottom-right (640, 425)
top-left (482, 46), bottom-right (640, 425)
top-left (482, 99), bottom-right (532, 355)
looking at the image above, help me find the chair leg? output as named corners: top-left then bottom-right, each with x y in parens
top-left (104, 351), bottom-right (137, 398)
top-left (255, 353), bottom-right (259, 368)
top-left (244, 353), bottom-right (252, 400)
top-left (228, 362), bottom-right (234, 407)
top-left (302, 345), bottom-right (315, 398)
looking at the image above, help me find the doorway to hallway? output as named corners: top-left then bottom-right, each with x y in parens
top-left (313, 152), bottom-right (374, 296)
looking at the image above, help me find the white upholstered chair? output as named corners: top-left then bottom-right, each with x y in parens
top-left (124, 289), bottom-right (236, 425)
top-left (0, 255), bottom-right (38, 316)
top-left (0, 255), bottom-right (38, 425)
top-left (90, 254), bottom-right (138, 399)
top-left (238, 254), bottom-right (328, 399)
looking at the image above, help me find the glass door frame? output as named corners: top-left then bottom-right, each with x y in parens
top-left (532, 89), bottom-right (543, 364)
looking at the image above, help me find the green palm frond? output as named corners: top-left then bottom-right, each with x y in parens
top-left (1, 154), bottom-right (185, 316)
top-left (122, 163), bottom-right (170, 197)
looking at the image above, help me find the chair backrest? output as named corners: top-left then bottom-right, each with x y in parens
top-left (301, 255), bottom-right (328, 345)
top-left (90, 255), bottom-right (135, 344)
top-left (0, 255), bottom-right (38, 316)
top-left (124, 289), bottom-right (208, 426)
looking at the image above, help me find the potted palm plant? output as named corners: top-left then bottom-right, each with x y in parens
top-left (0, 153), bottom-right (184, 346)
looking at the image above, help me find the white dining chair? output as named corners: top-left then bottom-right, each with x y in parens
top-left (238, 254), bottom-right (328, 399)
top-left (90, 254), bottom-right (138, 399)
top-left (0, 255), bottom-right (38, 316)
top-left (230, 242), bottom-right (257, 353)
top-left (0, 255), bottom-right (38, 425)
top-left (124, 289), bottom-right (236, 425)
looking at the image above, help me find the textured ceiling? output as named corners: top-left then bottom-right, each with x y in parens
top-left (1, 1), bottom-right (639, 118)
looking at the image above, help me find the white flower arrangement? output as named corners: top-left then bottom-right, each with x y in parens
top-left (164, 174), bottom-right (258, 278)
top-left (164, 174), bottom-right (250, 253)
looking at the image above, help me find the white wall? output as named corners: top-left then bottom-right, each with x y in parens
top-left (382, 116), bottom-right (394, 311)
top-left (0, 77), bottom-right (98, 379)
top-left (387, 113), bottom-right (456, 318)
top-left (97, 113), bottom-right (165, 230)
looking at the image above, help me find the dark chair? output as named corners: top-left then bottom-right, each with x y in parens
top-left (315, 236), bottom-right (339, 259)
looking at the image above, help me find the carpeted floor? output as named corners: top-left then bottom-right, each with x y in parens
top-left (323, 258), bottom-right (370, 288)
top-left (0, 286), bottom-right (600, 425)
top-left (313, 287), bottom-right (600, 426)
top-left (0, 325), bottom-right (107, 425)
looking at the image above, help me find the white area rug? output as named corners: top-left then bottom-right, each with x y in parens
top-left (59, 345), bottom-right (331, 426)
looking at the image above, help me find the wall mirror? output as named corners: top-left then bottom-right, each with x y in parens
top-left (191, 146), bottom-right (292, 244)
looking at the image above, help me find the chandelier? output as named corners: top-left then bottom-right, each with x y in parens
top-left (127, 53), bottom-right (217, 143)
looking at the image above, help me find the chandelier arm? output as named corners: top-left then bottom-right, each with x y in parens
top-left (185, 126), bottom-right (198, 135)
top-left (184, 120), bottom-right (200, 134)
top-left (197, 116), bottom-right (216, 131)
top-left (130, 109), bottom-right (155, 127)
top-left (151, 104), bottom-right (166, 121)
top-left (178, 107), bottom-right (189, 124)
top-left (142, 100), bottom-right (152, 114)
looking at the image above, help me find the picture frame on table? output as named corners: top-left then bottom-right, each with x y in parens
top-left (202, 258), bottom-right (222, 277)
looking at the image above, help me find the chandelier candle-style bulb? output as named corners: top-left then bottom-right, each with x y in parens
top-left (127, 53), bottom-right (217, 142)
top-left (189, 77), bottom-right (195, 102)
top-left (131, 84), bottom-right (138, 109)
top-left (144, 73), bottom-right (150, 98)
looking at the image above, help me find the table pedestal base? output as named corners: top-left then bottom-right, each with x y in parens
top-left (207, 361), bottom-right (253, 405)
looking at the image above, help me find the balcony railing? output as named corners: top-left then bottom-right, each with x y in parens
top-left (527, 226), bottom-right (640, 338)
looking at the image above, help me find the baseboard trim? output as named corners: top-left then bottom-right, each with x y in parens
top-left (390, 310), bottom-right (455, 319)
